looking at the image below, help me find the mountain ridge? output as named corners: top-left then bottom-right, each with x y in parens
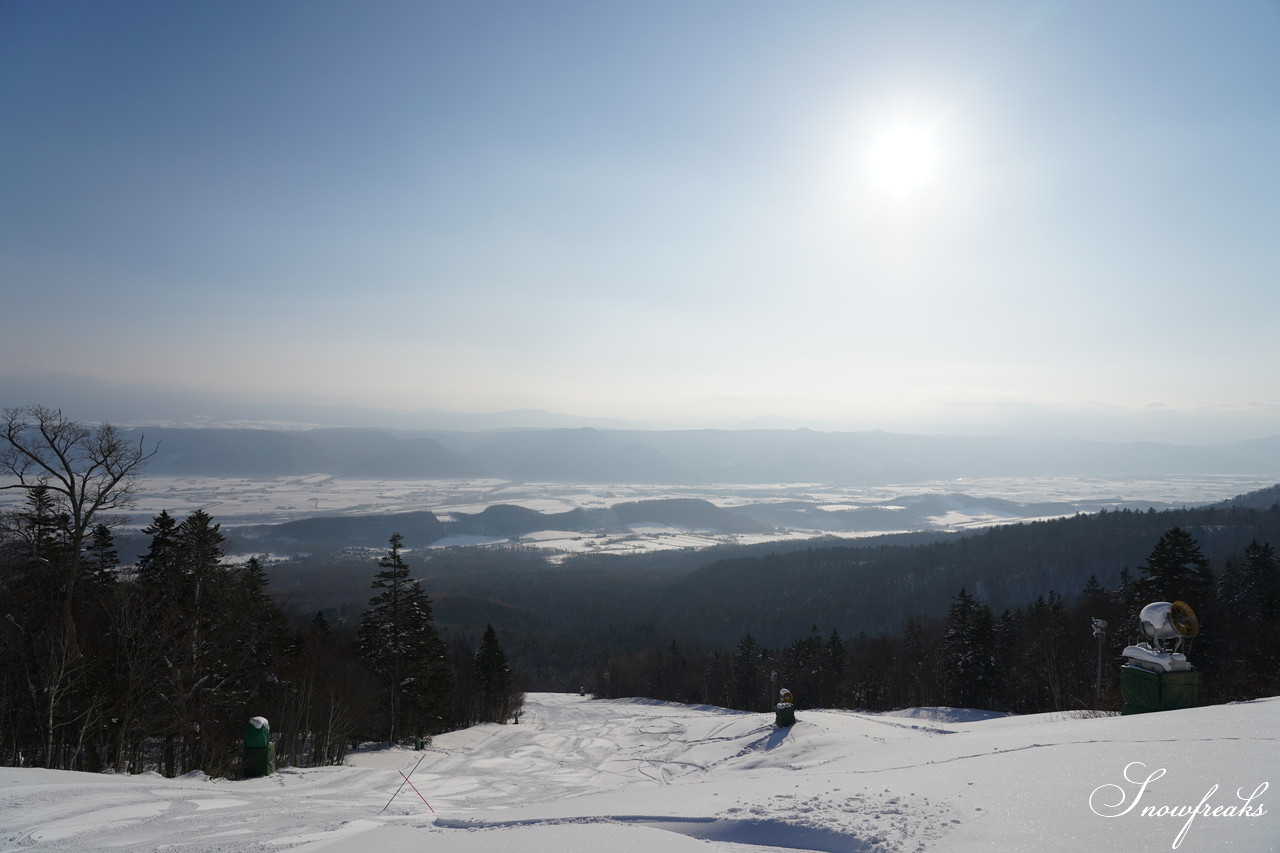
top-left (123, 425), bottom-right (1275, 485)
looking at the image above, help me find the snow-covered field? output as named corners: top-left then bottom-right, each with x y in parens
top-left (2, 692), bottom-right (1274, 852)
top-left (26, 473), bottom-right (1267, 564)
top-left (4, 473), bottom-right (1270, 563)
top-left (102, 474), bottom-right (1276, 528)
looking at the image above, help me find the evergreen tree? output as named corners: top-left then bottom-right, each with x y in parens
top-left (702, 651), bottom-right (730, 707)
top-left (1080, 575), bottom-right (1107, 612)
top-left (943, 588), bottom-right (999, 709)
top-left (167, 509), bottom-right (234, 774)
top-left (1240, 540), bottom-right (1277, 620)
top-left (473, 624), bottom-right (520, 723)
top-left (821, 629), bottom-right (845, 707)
top-left (356, 533), bottom-right (451, 743)
top-left (124, 510), bottom-right (290, 776)
top-left (15, 484), bottom-right (71, 569)
top-left (1213, 540), bottom-right (1280, 700)
top-left (0, 485), bottom-right (78, 768)
top-left (993, 609), bottom-right (1021, 710)
top-left (900, 618), bottom-right (940, 707)
top-left (731, 635), bottom-right (765, 710)
top-left (175, 509), bottom-right (227, 579)
top-left (1019, 593), bottom-right (1069, 711)
top-left (3, 485), bottom-right (70, 612)
top-left (83, 523), bottom-right (119, 579)
top-left (233, 556), bottom-right (291, 704)
top-left (780, 627), bottom-right (823, 707)
top-left (1112, 565), bottom-right (1145, 625)
top-left (1139, 527), bottom-right (1214, 606)
top-left (135, 510), bottom-right (179, 583)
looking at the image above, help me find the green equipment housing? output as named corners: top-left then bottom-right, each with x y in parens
top-left (1120, 666), bottom-right (1199, 715)
top-left (243, 716), bottom-right (275, 778)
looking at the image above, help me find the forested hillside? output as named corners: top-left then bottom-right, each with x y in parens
top-left (651, 502), bottom-right (1280, 644)
top-left (266, 497), bottom-right (1280, 650)
top-left (240, 491), bottom-right (1280, 720)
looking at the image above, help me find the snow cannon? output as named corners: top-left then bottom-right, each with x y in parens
top-left (775, 688), bottom-right (796, 728)
top-left (1138, 600), bottom-right (1199, 648)
top-left (1120, 601), bottom-right (1200, 716)
top-left (243, 716), bottom-right (275, 778)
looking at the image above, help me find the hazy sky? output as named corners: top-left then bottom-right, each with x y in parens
top-left (2, 1), bottom-right (1278, 441)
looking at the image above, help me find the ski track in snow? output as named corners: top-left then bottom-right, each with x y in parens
top-left (1, 693), bottom-right (1276, 853)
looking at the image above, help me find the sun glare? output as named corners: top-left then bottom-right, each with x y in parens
top-left (867, 124), bottom-right (939, 197)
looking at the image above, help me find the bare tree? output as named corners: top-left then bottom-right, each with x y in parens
top-left (1, 405), bottom-right (157, 620)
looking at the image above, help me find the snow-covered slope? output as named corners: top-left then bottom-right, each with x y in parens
top-left (1, 693), bottom-right (1275, 852)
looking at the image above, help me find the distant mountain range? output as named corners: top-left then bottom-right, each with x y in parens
top-left (0, 374), bottom-right (641, 431)
top-left (123, 425), bottom-right (1280, 485)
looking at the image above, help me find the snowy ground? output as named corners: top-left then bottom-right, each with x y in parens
top-left (90, 474), bottom-right (1276, 528)
top-left (13, 473), bottom-right (1266, 564)
top-left (1, 692), bottom-right (1275, 852)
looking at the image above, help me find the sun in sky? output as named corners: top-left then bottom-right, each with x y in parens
top-left (1, 3), bottom-right (1278, 441)
top-left (866, 122), bottom-right (940, 197)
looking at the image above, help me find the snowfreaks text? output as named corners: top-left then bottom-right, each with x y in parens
top-left (1089, 761), bottom-right (1268, 849)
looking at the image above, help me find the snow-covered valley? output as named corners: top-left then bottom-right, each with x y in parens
top-left (65, 473), bottom-right (1276, 564)
top-left (2, 692), bottom-right (1274, 852)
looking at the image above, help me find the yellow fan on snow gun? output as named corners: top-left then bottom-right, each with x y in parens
top-left (1139, 600), bottom-right (1199, 651)
top-left (1169, 600), bottom-right (1199, 638)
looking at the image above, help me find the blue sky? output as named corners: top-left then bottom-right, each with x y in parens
top-left (2, 1), bottom-right (1278, 441)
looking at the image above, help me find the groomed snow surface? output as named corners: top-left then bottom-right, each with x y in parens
top-left (1, 693), bottom-right (1275, 852)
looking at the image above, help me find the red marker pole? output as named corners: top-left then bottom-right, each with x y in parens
top-left (378, 754), bottom-right (426, 815)
top-left (400, 770), bottom-right (435, 813)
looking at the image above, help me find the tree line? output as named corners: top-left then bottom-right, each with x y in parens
top-left (257, 491), bottom-right (1280, 706)
top-left (587, 526), bottom-right (1280, 714)
top-left (0, 406), bottom-right (521, 776)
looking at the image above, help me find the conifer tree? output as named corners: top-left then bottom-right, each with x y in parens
top-left (122, 509), bottom-right (289, 775)
top-left (473, 624), bottom-right (519, 723)
top-left (944, 588), bottom-right (999, 709)
top-left (83, 523), bottom-right (119, 579)
top-left (135, 510), bottom-right (179, 583)
top-left (1241, 540), bottom-right (1277, 619)
top-left (357, 533), bottom-right (451, 743)
top-left (15, 484), bottom-right (70, 570)
top-left (731, 635), bottom-right (765, 710)
top-left (1019, 593), bottom-right (1067, 711)
top-left (233, 556), bottom-right (290, 705)
top-left (1139, 527), bottom-right (1214, 606)
top-left (821, 629), bottom-right (845, 707)
top-left (1081, 575), bottom-right (1107, 611)
top-left (900, 618), bottom-right (939, 707)
top-left (176, 509), bottom-right (227, 579)
top-left (780, 628), bottom-right (823, 707)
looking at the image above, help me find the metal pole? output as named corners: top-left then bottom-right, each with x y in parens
top-left (1096, 632), bottom-right (1103, 705)
top-left (400, 769), bottom-right (435, 813)
top-left (1091, 618), bottom-right (1107, 709)
top-left (378, 754), bottom-right (427, 815)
